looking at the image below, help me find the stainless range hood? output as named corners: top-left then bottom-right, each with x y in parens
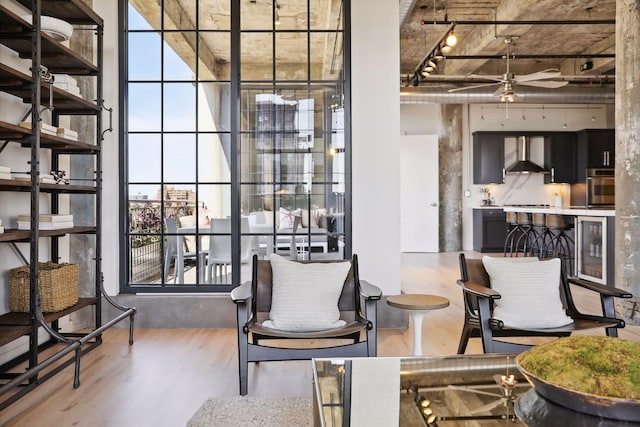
top-left (507, 136), bottom-right (547, 174)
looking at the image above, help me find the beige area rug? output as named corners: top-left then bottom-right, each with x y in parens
top-left (187, 396), bottom-right (313, 427)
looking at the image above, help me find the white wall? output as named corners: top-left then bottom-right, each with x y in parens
top-left (351, 0), bottom-right (401, 294)
top-left (400, 102), bottom-right (614, 251)
top-left (94, 2), bottom-right (120, 295)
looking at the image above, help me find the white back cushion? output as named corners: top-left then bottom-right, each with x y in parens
top-left (482, 256), bottom-right (573, 329)
top-left (263, 254), bottom-right (351, 331)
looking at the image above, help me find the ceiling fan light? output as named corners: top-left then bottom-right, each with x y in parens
top-left (500, 91), bottom-right (515, 102)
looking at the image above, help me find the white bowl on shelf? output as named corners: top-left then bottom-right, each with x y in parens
top-left (21, 15), bottom-right (74, 42)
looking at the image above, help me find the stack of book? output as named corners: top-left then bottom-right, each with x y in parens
top-left (19, 121), bottom-right (58, 136)
top-left (0, 166), bottom-right (11, 180)
top-left (13, 174), bottom-right (58, 184)
top-left (0, 218), bottom-right (4, 234)
top-left (52, 74), bottom-right (81, 96)
top-left (17, 214), bottom-right (74, 230)
top-left (56, 127), bottom-right (78, 141)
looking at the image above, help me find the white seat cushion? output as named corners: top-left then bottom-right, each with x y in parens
top-left (262, 254), bottom-right (351, 331)
top-left (482, 256), bottom-right (573, 329)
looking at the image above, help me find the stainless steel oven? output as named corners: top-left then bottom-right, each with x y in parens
top-left (586, 168), bottom-right (615, 207)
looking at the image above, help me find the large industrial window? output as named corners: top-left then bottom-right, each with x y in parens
top-left (121, 0), bottom-right (349, 292)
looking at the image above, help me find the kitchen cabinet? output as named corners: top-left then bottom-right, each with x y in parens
top-left (544, 132), bottom-right (577, 184)
top-left (0, 1), bottom-right (134, 410)
top-left (473, 132), bottom-right (504, 184)
top-left (576, 129), bottom-right (615, 181)
top-left (473, 208), bottom-right (507, 253)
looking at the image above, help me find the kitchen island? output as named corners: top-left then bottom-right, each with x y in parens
top-left (502, 205), bottom-right (615, 217)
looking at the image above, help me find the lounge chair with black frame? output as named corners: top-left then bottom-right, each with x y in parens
top-left (231, 254), bottom-right (381, 395)
top-left (456, 253), bottom-right (632, 354)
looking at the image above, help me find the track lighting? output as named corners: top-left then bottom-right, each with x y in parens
top-left (275, 1), bottom-right (281, 26)
top-left (445, 31), bottom-right (457, 48)
top-left (432, 46), bottom-right (444, 60)
top-left (409, 22), bottom-right (458, 86)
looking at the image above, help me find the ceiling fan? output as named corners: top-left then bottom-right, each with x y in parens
top-left (448, 38), bottom-right (569, 102)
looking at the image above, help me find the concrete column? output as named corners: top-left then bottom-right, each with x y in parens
top-left (615, 0), bottom-right (640, 324)
top-left (439, 104), bottom-right (463, 252)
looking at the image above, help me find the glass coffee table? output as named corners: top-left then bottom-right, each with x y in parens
top-left (312, 355), bottom-right (639, 427)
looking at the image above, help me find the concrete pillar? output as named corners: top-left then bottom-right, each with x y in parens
top-left (439, 104), bottom-right (463, 252)
top-left (615, 0), bottom-right (640, 324)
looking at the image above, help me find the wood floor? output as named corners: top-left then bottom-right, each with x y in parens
top-left (2, 252), bottom-right (639, 427)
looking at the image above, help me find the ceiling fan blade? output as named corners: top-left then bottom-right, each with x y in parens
top-left (448, 82), bottom-right (500, 93)
top-left (514, 69), bottom-right (561, 83)
top-left (467, 74), bottom-right (504, 83)
top-left (517, 80), bottom-right (569, 88)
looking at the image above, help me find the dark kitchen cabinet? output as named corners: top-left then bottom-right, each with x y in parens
top-left (473, 208), bottom-right (507, 253)
top-left (473, 132), bottom-right (505, 184)
top-left (576, 129), bottom-right (615, 181)
top-left (544, 133), bottom-right (577, 183)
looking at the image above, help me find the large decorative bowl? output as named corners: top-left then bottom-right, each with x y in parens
top-left (21, 15), bottom-right (73, 41)
top-left (516, 336), bottom-right (640, 422)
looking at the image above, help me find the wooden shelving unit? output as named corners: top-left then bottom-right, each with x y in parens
top-left (0, 0), bottom-right (135, 410)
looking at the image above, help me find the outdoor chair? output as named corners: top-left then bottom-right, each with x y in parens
top-left (456, 253), bottom-right (632, 354)
top-left (163, 218), bottom-right (208, 283)
top-left (231, 253), bottom-right (382, 395)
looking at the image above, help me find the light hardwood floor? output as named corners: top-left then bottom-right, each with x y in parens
top-left (2, 252), bottom-right (638, 427)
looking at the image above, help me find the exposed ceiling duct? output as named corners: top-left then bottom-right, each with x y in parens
top-left (398, 0), bottom-right (417, 25)
top-left (507, 136), bottom-right (547, 174)
top-left (400, 86), bottom-right (615, 104)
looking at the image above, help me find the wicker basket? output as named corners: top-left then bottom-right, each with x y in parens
top-left (9, 262), bottom-right (79, 313)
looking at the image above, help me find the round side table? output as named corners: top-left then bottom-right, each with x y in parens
top-left (387, 294), bottom-right (450, 356)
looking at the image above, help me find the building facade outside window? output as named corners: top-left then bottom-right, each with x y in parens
top-left (121, 0), bottom-right (350, 292)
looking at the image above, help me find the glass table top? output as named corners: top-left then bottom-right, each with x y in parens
top-left (313, 354), bottom-right (527, 427)
top-left (312, 354), bottom-right (640, 427)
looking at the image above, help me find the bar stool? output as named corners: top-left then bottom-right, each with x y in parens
top-left (513, 212), bottom-right (542, 256)
top-left (542, 214), bottom-right (575, 275)
top-left (504, 212), bottom-right (538, 256)
top-left (529, 212), bottom-right (550, 258)
top-left (503, 211), bottom-right (521, 256)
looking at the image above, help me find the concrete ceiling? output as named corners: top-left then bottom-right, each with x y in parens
top-left (129, 0), bottom-right (616, 101)
top-left (401, 0), bottom-right (616, 96)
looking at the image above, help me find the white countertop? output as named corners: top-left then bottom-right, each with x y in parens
top-left (501, 206), bottom-right (615, 217)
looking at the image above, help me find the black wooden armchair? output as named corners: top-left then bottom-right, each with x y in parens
top-left (231, 254), bottom-right (382, 395)
top-left (456, 254), bottom-right (632, 354)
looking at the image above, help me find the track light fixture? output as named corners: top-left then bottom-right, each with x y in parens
top-left (275, 1), bottom-right (281, 26)
top-left (441, 26), bottom-right (457, 53)
top-left (432, 46), bottom-right (444, 60)
top-left (409, 22), bottom-right (458, 86)
top-left (445, 29), bottom-right (457, 48)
